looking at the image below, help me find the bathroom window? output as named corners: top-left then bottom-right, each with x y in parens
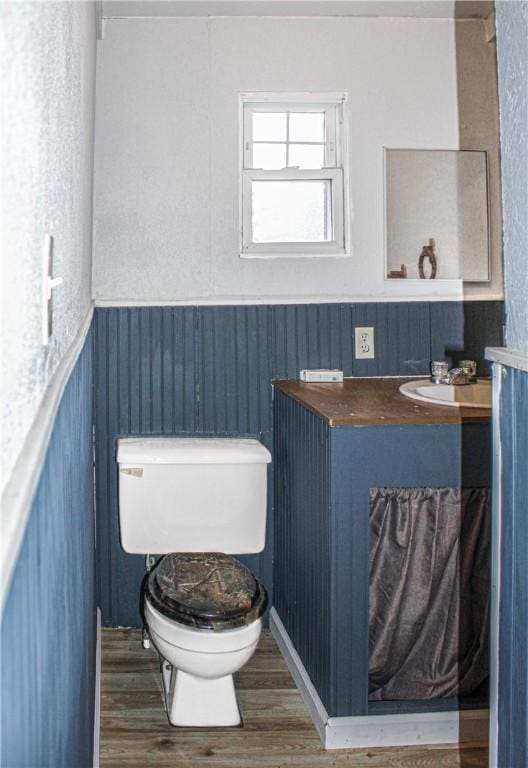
top-left (240, 93), bottom-right (349, 258)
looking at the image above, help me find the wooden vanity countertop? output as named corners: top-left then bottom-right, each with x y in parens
top-left (273, 378), bottom-right (491, 427)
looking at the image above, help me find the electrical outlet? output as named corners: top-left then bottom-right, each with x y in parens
top-left (355, 326), bottom-right (375, 359)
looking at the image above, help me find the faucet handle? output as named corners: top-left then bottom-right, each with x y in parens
top-left (431, 360), bottom-right (449, 383)
top-left (460, 360), bottom-right (477, 382)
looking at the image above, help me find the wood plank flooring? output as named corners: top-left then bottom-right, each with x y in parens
top-left (100, 629), bottom-right (488, 768)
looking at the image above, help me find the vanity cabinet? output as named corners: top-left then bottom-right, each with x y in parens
top-left (272, 378), bottom-right (490, 718)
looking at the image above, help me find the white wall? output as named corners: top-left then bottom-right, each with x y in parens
top-left (496, 1), bottom-right (528, 356)
top-left (0, 2), bottom-right (97, 496)
top-left (93, 15), bottom-right (502, 304)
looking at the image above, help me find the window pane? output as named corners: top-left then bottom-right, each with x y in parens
top-left (289, 112), bottom-right (325, 142)
top-left (252, 180), bottom-right (330, 243)
top-left (289, 144), bottom-right (325, 169)
top-left (252, 112), bottom-right (287, 141)
top-left (252, 143), bottom-right (287, 169)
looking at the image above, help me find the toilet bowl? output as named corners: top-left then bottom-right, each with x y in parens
top-left (143, 552), bottom-right (267, 726)
top-left (145, 600), bottom-right (262, 726)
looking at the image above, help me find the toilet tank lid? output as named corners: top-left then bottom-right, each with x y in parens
top-left (117, 437), bottom-right (272, 465)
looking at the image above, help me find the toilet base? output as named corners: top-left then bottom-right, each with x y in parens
top-left (162, 660), bottom-right (241, 727)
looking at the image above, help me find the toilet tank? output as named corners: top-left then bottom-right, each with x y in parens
top-left (116, 437), bottom-right (271, 555)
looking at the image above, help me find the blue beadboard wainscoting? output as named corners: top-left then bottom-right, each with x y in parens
top-left (94, 301), bottom-right (503, 627)
top-left (496, 365), bottom-right (528, 768)
top-left (1, 333), bottom-right (96, 768)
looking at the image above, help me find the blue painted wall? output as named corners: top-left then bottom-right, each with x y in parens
top-left (94, 301), bottom-right (502, 627)
top-left (274, 389), bottom-right (490, 717)
top-left (497, 366), bottom-right (528, 768)
top-left (1, 334), bottom-right (96, 768)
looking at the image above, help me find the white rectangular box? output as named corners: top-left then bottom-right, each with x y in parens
top-left (300, 369), bottom-right (344, 383)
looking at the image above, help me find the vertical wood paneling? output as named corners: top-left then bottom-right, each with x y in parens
top-left (430, 300), bottom-right (504, 374)
top-left (139, 308), bottom-right (152, 433)
top-left (497, 366), bottom-right (528, 768)
top-left (94, 312), bottom-right (112, 621)
top-left (271, 302), bottom-right (432, 379)
top-left (150, 308), bottom-right (163, 434)
top-left (1, 334), bottom-right (95, 768)
top-left (94, 301), bottom-right (500, 627)
top-left (273, 390), bottom-right (334, 712)
top-left (117, 309), bottom-right (129, 434)
top-left (198, 306), bottom-right (272, 434)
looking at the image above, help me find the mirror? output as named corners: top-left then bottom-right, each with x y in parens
top-left (385, 149), bottom-right (490, 282)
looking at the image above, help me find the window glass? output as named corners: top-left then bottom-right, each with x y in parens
top-left (252, 180), bottom-right (330, 243)
top-left (288, 144), bottom-right (325, 169)
top-left (289, 112), bottom-right (325, 143)
top-left (252, 143), bottom-right (287, 170)
top-left (252, 112), bottom-right (287, 142)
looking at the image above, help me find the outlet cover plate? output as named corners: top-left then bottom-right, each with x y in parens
top-left (355, 326), bottom-right (375, 359)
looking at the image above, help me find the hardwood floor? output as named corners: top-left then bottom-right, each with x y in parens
top-left (100, 629), bottom-right (488, 768)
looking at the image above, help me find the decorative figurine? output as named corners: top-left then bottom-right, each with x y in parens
top-left (418, 238), bottom-right (437, 279)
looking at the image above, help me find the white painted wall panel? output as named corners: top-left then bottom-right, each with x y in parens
top-left (496, 1), bottom-right (528, 356)
top-left (93, 16), bottom-right (502, 303)
top-left (0, 2), bottom-right (97, 496)
top-left (92, 19), bottom-right (211, 301)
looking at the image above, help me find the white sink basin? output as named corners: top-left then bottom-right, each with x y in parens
top-left (399, 379), bottom-right (492, 409)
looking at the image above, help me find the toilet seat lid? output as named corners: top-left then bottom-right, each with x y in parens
top-left (145, 553), bottom-right (268, 631)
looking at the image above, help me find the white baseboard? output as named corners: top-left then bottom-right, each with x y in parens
top-left (269, 607), bottom-right (489, 750)
top-left (93, 608), bottom-right (101, 768)
top-left (269, 608), bottom-right (328, 743)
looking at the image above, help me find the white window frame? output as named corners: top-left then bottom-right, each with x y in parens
top-left (239, 92), bottom-right (349, 259)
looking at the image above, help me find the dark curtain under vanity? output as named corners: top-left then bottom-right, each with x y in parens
top-left (368, 487), bottom-right (490, 702)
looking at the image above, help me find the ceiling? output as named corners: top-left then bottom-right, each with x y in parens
top-left (102, 0), bottom-right (494, 19)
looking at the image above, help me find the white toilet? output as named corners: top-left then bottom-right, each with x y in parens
top-left (116, 437), bottom-right (271, 727)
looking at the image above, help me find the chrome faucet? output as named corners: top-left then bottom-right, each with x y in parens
top-left (430, 360), bottom-right (477, 385)
top-left (446, 367), bottom-right (472, 385)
